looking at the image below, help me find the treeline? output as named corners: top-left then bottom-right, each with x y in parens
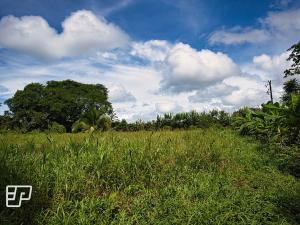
top-left (0, 105), bottom-right (231, 133)
top-left (0, 79), bottom-right (233, 133)
top-left (113, 110), bottom-right (231, 132)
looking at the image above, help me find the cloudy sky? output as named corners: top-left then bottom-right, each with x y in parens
top-left (0, 0), bottom-right (299, 121)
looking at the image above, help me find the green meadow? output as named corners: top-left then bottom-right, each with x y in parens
top-left (1, 129), bottom-right (299, 224)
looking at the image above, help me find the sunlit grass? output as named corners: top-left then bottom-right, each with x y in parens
top-left (1, 129), bottom-right (299, 224)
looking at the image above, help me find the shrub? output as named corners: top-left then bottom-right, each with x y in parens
top-left (71, 121), bottom-right (90, 133)
top-left (97, 114), bottom-right (112, 131)
top-left (162, 125), bottom-right (172, 131)
top-left (48, 122), bottom-right (66, 133)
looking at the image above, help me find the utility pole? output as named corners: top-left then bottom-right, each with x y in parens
top-left (266, 80), bottom-right (273, 103)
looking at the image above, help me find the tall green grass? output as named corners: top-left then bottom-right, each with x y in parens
top-left (1, 129), bottom-right (299, 224)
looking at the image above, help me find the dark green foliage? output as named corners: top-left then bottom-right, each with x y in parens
top-left (5, 80), bottom-right (112, 132)
top-left (5, 83), bottom-right (45, 113)
top-left (113, 119), bottom-right (129, 131)
top-left (112, 110), bottom-right (231, 132)
top-left (3, 83), bottom-right (49, 131)
top-left (48, 122), bottom-right (66, 133)
top-left (0, 111), bottom-right (13, 131)
top-left (281, 78), bottom-right (300, 104)
top-left (284, 41), bottom-right (300, 77)
top-left (216, 110), bottom-right (230, 126)
top-left (44, 80), bottom-right (112, 131)
top-left (263, 143), bottom-right (300, 178)
top-left (14, 110), bottom-right (49, 132)
top-left (71, 107), bottom-right (112, 132)
top-left (232, 96), bottom-right (300, 145)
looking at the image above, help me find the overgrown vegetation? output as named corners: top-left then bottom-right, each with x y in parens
top-left (1, 130), bottom-right (299, 224)
top-left (231, 41), bottom-right (300, 178)
top-left (232, 95), bottom-right (300, 145)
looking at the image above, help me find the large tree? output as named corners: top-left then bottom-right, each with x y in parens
top-left (5, 80), bottom-right (112, 132)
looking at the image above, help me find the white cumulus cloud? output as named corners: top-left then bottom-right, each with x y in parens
top-left (130, 40), bottom-right (171, 62)
top-left (221, 76), bottom-right (268, 107)
top-left (242, 51), bottom-right (290, 82)
top-left (0, 10), bottom-right (129, 59)
top-left (189, 50), bottom-right (291, 108)
top-left (160, 43), bottom-right (241, 92)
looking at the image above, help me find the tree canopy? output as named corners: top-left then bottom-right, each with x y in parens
top-left (284, 41), bottom-right (300, 77)
top-left (281, 78), bottom-right (300, 104)
top-left (5, 80), bottom-right (112, 132)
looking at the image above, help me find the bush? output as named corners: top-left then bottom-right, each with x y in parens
top-left (71, 121), bottom-right (90, 133)
top-left (263, 143), bottom-right (300, 178)
top-left (162, 125), bottom-right (172, 131)
top-left (48, 122), bottom-right (66, 133)
top-left (97, 114), bottom-right (112, 131)
top-left (188, 125), bottom-right (198, 130)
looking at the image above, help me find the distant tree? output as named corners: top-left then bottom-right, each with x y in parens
top-left (281, 78), bottom-right (300, 104)
top-left (284, 41), bottom-right (300, 77)
top-left (5, 80), bottom-right (112, 132)
top-left (113, 119), bottom-right (129, 131)
top-left (218, 110), bottom-right (231, 126)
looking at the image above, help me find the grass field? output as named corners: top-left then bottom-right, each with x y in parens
top-left (1, 128), bottom-right (299, 224)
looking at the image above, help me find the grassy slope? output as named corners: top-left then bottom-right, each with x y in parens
top-left (0, 129), bottom-right (299, 224)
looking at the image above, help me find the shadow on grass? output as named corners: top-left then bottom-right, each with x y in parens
top-left (0, 163), bottom-right (51, 225)
top-left (276, 188), bottom-right (300, 224)
top-left (258, 143), bottom-right (300, 224)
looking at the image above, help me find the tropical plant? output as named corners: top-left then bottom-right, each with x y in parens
top-left (281, 78), bottom-right (300, 104)
top-left (233, 95), bottom-right (300, 145)
top-left (71, 120), bottom-right (91, 133)
top-left (72, 107), bottom-right (112, 132)
top-left (97, 114), bottom-right (112, 131)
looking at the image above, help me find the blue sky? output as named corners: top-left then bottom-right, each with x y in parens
top-left (0, 0), bottom-right (299, 120)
